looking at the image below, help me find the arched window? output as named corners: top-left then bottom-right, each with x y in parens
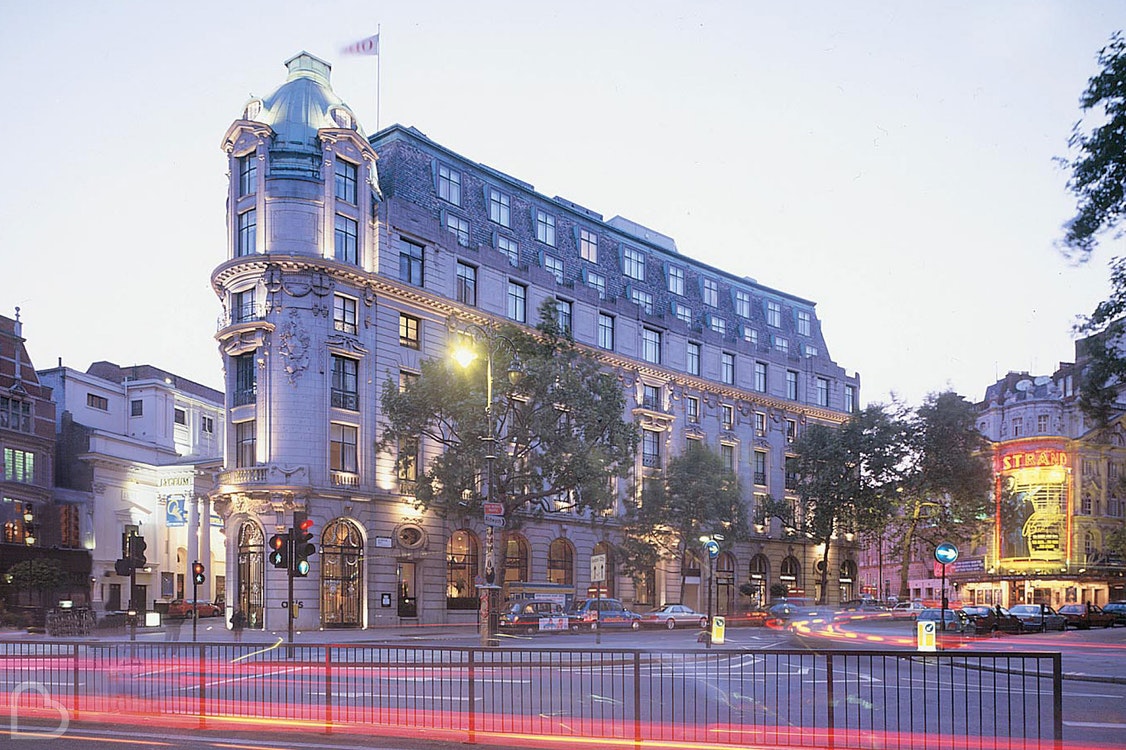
top-left (321, 519), bottom-right (364, 628)
top-left (716, 551), bottom-right (736, 616)
top-left (447, 530), bottom-right (479, 609)
top-left (780, 555), bottom-right (802, 595)
top-left (503, 533), bottom-right (530, 591)
top-left (547, 538), bottom-right (574, 585)
top-left (594, 541), bottom-right (616, 598)
top-left (236, 522), bottom-right (265, 629)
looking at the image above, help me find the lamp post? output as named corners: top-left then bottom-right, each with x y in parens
top-left (453, 324), bottom-right (525, 648)
top-left (699, 533), bottom-right (724, 648)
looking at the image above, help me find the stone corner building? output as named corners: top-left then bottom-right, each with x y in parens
top-left (213, 52), bottom-right (861, 631)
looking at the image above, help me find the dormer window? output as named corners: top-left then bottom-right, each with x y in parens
top-left (330, 107), bottom-right (353, 129)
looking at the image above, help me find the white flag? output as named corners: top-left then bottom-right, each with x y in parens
top-left (342, 33), bottom-right (380, 56)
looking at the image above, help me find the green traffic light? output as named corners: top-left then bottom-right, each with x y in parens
top-left (296, 559), bottom-right (310, 576)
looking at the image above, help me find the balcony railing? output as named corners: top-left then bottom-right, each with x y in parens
top-left (219, 466), bottom-right (269, 485)
top-left (331, 471), bottom-right (359, 487)
top-left (233, 387), bottom-right (257, 407)
top-left (642, 453), bottom-right (661, 468)
top-left (754, 471), bottom-right (767, 485)
top-left (331, 390), bottom-right (359, 411)
top-left (785, 473), bottom-right (799, 491)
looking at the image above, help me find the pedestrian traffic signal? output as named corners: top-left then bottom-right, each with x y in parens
top-left (128, 535), bottom-right (147, 567)
top-left (192, 561), bottom-right (205, 585)
top-left (268, 533), bottom-right (289, 569)
top-left (292, 512), bottom-right (315, 577)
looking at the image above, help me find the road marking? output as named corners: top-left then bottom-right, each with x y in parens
top-left (1064, 721), bottom-right (1126, 728)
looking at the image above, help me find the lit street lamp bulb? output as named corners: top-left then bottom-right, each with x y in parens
top-left (452, 346), bottom-right (478, 368)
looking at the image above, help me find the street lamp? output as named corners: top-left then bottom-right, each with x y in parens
top-left (699, 533), bottom-right (724, 648)
top-left (452, 323), bottom-right (525, 647)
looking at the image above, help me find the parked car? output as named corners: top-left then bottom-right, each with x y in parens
top-left (1101, 601), bottom-right (1126, 626)
top-left (1007, 604), bottom-right (1068, 632)
top-left (166, 599), bottom-right (223, 619)
top-left (568, 598), bottom-right (641, 631)
top-left (498, 599), bottom-right (569, 635)
top-left (640, 603), bottom-right (708, 630)
top-left (917, 608), bottom-right (973, 633)
top-left (1058, 602), bottom-right (1117, 629)
top-left (960, 605), bottom-right (1025, 634)
top-left (890, 602), bottom-right (926, 620)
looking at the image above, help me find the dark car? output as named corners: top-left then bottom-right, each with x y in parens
top-left (1101, 601), bottom-right (1126, 626)
top-left (640, 603), bottom-right (708, 630)
top-left (568, 598), bottom-right (641, 631)
top-left (1058, 602), bottom-right (1117, 629)
top-left (764, 602), bottom-right (834, 631)
top-left (917, 608), bottom-right (973, 633)
top-left (499, 599), bottom-right (568, 635)
top-left (960, 605), bottom-right (1025, 634)
top-left (1008, 604), bottom-right (1067, 632)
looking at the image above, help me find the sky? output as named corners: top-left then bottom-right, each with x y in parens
top-left (0, 1), bottom-right (1122, 407)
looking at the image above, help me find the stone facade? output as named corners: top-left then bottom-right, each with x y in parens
top-left (212, 53), bottom-right (862, 630)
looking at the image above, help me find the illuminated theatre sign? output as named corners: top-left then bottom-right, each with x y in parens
top-left (994, 444), bottom-right (1070, 563)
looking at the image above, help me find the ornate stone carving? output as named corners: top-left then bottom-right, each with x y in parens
top-left (277, 311), bottom-right (311, 384)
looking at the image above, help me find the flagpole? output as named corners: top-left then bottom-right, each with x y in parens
top-left (376, 23), bottom-right (381, 131)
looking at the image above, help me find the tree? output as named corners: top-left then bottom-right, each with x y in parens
top-left (618, 442), bottom-right (748, 584)
top-left (378, 301), bottom-right (639, 520)
top-left (890, 392), bottom-right (994, 600)
top-left (4, 559), bottom-right (67, 608)
top-left (767, 405), bottom-right (907, 604)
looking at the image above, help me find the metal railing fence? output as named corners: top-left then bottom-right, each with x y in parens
top-left (0, 642), bottom-right (1061, 750)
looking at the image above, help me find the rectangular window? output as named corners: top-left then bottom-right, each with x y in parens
top-left (399, 370), bottom-right (419, 392)
top-left (587, 271), bottom-right (606, 298)
top-left (536, 209), bottom-right (556, 246)
top-left (438, 164), bottom-right (461, 205)
top-left (0, 398), bottom-right (29, 433)
top-left (1037, 414), bottom-right (1050, 433)
top-left (744, 327), bottom-right (758, 346)
top-left (234, 353), bottom-right (257, 406)
top-left (668, 266), bottom-right (685, 295)
top-left (238, 154), bottom-right (257, 197)
top-left (710, 316), bottom-right (726, 335)
top-left (331, 355), bottom-right (359, 411)
top-left (555, 298), bottom-right (573, 334)
top-left (754, 362), bottom-right (767, 393)
top-left (686, 396), bottom-right (699, 423)
top-left (400, 240), bottom-right (424, 286)
top-left (131, 399), bottom-right (143, 417)
top-left (580, 229), bottom-right (598, 263)
top-left (446, 214), bottom-right (470, 246)
top-left (816, 377), bottom-right (829, 407)
top-left (734, 290), bottom-right (751, 318)
top-left (598, 313), bottom-right (615, 350)
top-left (786, 419), bottom-right (797, 443)
top-left (456, 262), bottom-right (477, 306)
top-left (721, 352), bottom-right (735, 384)
top-left (786, 370), bottom-right (799, 401)
top-left (201, 415), bottom-right (214, 434)
top-left (1012, 417), bottom-right (1023, 437)
top-left (489, 188), bottom-right (511, 227)
top-left (642, 328), bottom-right (662, 364)
top-left (330, 423), bottom-right (358, 473)
top-left (498, 235), bottom-right (519, 266)
top-left (642, 384), bottom-right (661, 410)
top-left (641, 430), bottom-right (661, 468)
top-left (797, 310), bottom-right (811, 336)
top-left (623, 248), bottom-right (645, 280)
top-left (755, 412), bottom-right (766, 437)
top-left (544, 254), bottom-right (564, 284)
top-left (703, 278), bottom-right (719, 308)
top-left (686, 342), bottom-right (701, 376)
top-left (333, 294), bottom-right (358, 334)
top-left (174, 408), bottom-right (187, 426)
top-left (775, 336), bottom-right (789, 354)
top-left (631, 289), bottom-right (653, 314)
top-left (399, 313), bottom-right (420, 349)
top-left (721, 444), bottom-right (735, 472)
top-left (804, 344), bottom-right (818, 358)
top-left (398, 439), bottom-right (418, 483)
top-left (232, 288), bottom-right (256, 324)
top-left (844, 385), bottom-right (856, 413)
top-left (754, 451), bottom-right (767, 485)
top-left (766, 300), bottom-right (782, 327)
top-left (722, 404), bottom-right (734, 430)
top-left (235, 420), bottom-right (256, 468)
top-left (334, 214), bottom-right (358, 263)
top-left (236, 209), bottom-right (256, 256)
top-left (86, 393), bottom-right (108, 411)
top-left (335, 159), bottom-right (358, 204)
top-left (507, 281), bottom-right (527, 323)
top-left (674, 302), bottom-right (692, 325)
top-left (2, 448), bottom-right (34, 483)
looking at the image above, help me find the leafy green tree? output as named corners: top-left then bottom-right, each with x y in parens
top-left (378, 301), bottom-right (639, 520)
top-left (4, 559), bottom-right (67, 607)
top-left (767, 405), bottom-right (907, 604)
top-left (618, 442), bottom-right (748, 583)
top-left (890, 392), bottom-right (994, 600)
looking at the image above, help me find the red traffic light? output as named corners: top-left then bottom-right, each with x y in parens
top-left (299, 518), bottom-right (314, 532)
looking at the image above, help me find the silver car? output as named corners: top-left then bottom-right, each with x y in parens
top-left (1008, 604), bottom-right (1067, 632)
top-left (640, 603), bottom-right (709, 629)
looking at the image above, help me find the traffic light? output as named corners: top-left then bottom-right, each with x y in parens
top-left (292, 512), bottom-right (315, 577)
top-left (268, 533), bottom-right (289, 569)
top-left (192, 561), bottom-right (205, 585)
top-left (128, 535), bottom-right (147, 567)
top-left (114, 558), bottom-right (133, 577)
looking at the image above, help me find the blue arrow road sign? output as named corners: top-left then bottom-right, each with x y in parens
top-left (935, 543), bottom-right (959, 565)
